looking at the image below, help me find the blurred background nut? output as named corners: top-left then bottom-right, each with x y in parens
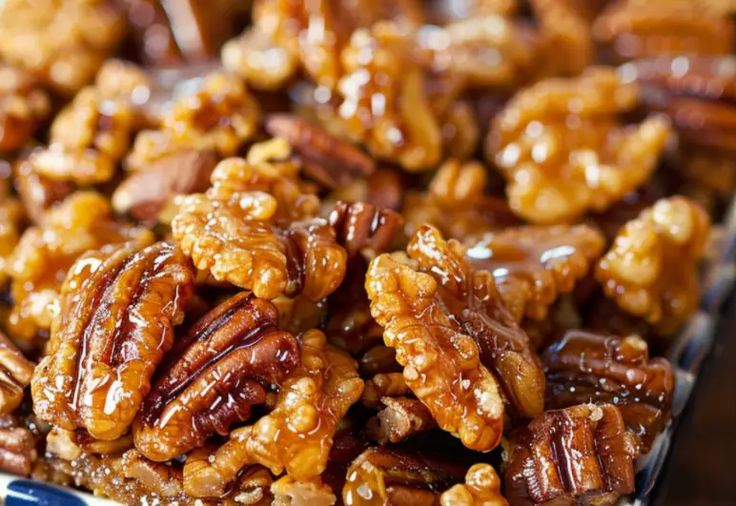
top-left (12, 157), bottom-right (75, 225)
top-left (0, 416), bottom-right (37, 476)
top-left (0, 332), bottom-right (34, 415)
top-left (0, 64), bottom-right (49, 155)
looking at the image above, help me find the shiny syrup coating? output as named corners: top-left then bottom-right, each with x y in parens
top-left (133, 292), bottom-right (300, 462)
top-left (31, 241), bottom-right (194, 440)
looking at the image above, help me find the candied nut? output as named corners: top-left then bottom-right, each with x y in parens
top-left (31, 241), bottom-right (194, 440)
top-left (29, 87), bottom-right (136, 185)
top-left (162, 72), bottom-right (260, 157)
top-left (265, 114), bottom-right (376, 189)
top-left (134, 292), bottom-right (300, 461)
top-left (359, 345), bottom-right (401, 377)
top-left (488, 67), bottom-right (671, 224)
top-left (327, 166), bottom-right (405, 212)
top-left (0, 189), bottom-right (23, 286)
top-left (505, 404), bottom-right (639, 505)
top-left (624, 55), bottom-right (736, 152)
top-left (112, 149), bottom-right (217, 223)
top-left (0, 332), bottom-right (35, 414)
top-left (232, 465), bottom-right (275, 506)
top-left (361, 373), bottom-right (409, 408)
top-left (593, 0), bottom-right (734, 61)
top-left (542, 330), bottom-right (674, 451)
top-left (6, 192), bottom-right (153, 343)
top-left (183, 329), bottom-right (363, 498)
top-left (404, 159), bottom-right (519, 240)
top-left (0, 63), bottom-right (49, 154)
top-left (439, 464), bottom-right (507, 506)
top-left (13, 157), bottom-right (75, 225)
top-left (121, 450), bottom-right (183, 498)
top-left (466, 224), bottom-right (605, 322)
top-left (596, 196), bottom-right (710, 333)
top-left (172, 155), bottom-right (347, 301)
top-left (271, 476), bottom-right (337, 506)
top-left (366, 397), bottom-right (437, 444)
top-left (366, 225), bottom-right (544, 451)
top-left (0, 419), bottom-right (37, 476)
top-left (0, 0), bottom-right (125, 94)
top-left (342, 447), bottom-right (465, 506)
top-left (329, 201), bottom-right (403, 260)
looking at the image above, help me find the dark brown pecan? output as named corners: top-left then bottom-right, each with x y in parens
top-left (112, 150), bottom-right (217, 223)
top-left (0, 422), bottom-right (36, 476)
top-left (542, 330), bottom-right (674, 451)
top-left (265, 114), bottom-right (376, 189)
top-left (31, 242), bottom-right (195, 441)
top-left (329, 201), bottom-right (403, 261)
top-left (133, 292), bottom-right (300, 462)
top-left (0, 332), bottom-right (35, 414)
top-left (342, 447), bottom-right (466, 506)
top-left (366, 397), bottom-right (437, 444)
top-left (505, 404), bottom-right (639, 506)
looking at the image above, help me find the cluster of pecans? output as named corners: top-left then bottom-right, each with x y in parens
top-left (0, 0), bottom-right (731, 505)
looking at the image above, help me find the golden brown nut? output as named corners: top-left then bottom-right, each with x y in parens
top-left (403, 159), bottom-right (520, 240)
top-left (439, 464), bottom-right (507, 506)
top-left (13, 157), bottom-right (75, 225)
top-left (466, 224), bottom-right (605, 322)
top-left (0, 416), bottom-right (37, 476)
top-left (366, 396), bottom-right (437, 444)
top-left (271, 476), bottom-right (337, 506)
top-left (0, 188), bottom-right (23, 287)
top-left (183, 329), bottom-right (363, 498)
top-left (121, 449), bottom-right (183, 498)
top-left (542, 330), bottom-right (675, 451)
top-left (6, 192), bottom-right (153, 343)
top-left (31, 241), bottom-right (194, 440)
top-left (593, 0), bottom-right (734, 61)
top-left (505, 404), bottom-right (639, 506)
top-left (366, 225), bottom-right (544, 451)
top-left (329, 201), bottom-right (403, 261)
top-left (133, 292), bottom-right (300, 461)
top-left (596, 196), bottom-right (710, 334)
top-left (361, 373), bottom-right (409, 408)
top-left (0, 64), bottom-right (49, 154)
top-left (487, 67), bottom-right (671, 224)
top-left (530, 0), bottom-right (594, 78)
top-left (172, 154), bottom-right (347, 301)
top-left (0, 332), bottom-right (34, 414)
top-left (0, 0), bottom-right (125, 94)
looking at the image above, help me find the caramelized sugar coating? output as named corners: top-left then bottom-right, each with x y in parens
top-left (439, 464), bottom-right (507, 506)
top-left (0, 0), bottom-right (125, 94)
top-left (542, 331), bottom-right (674, 451)
top-left (0, 415), bottom-right (37, 476)
top-left (0, 64), bottom-right (49, 154)
top-left (134, 292), bottom-right (300, 462)
top-left (31, 241), bottom-right (194, 440)
top-left (505, 404), bottom-right (639, 506)
top-left (266, 114), bottom-right (376, 189)
top-left (342, 447), bottom-right (465, 506)
top-left (403, 159), bottom-right (520, 240)
top-left (466, 224), bottom-right (605, 322)
top-left (183, 330), bottom-right (363, 498)
top-left (593, 0), bottom-right (734, 61)
top-left (329, 201), bottom-right (403, 261)
top-left (596, 196), bottom-right (710, 334)
top-left (173, 153), bottom-right (347, 301)
top-left (271, 476), bottom-right (337, 506)
top-left (29, 88), bottom-right (135, 185)
top-left (0, 186), bottom-right (23, 287)
top-left (0, 332), bottom-right (34, 414)
top-left (488, 67), bottom-right (671, 224)
top-left (6, 192), bottom-right (153, 343)
top-left (366, 225), bottom-right (544, 451)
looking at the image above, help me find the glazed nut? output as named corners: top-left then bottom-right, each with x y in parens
top-left (329, 201), bottom-right (403, 260)
top-left (0, 63), bottom-right (49, 154)
top-left (133, 292), bottom-right (300, 462)
top-left (121, 450), bottom-right (183, 498)
top-left (366, 397), bottom-right (437, 444)
top-left (439, 464), bottom-right (508, 506)
top-left (505, 403), bottom-right (639, 505)
top-left (0, 332), bottom-right (35, 414)
top-left (271, 476), bottom-right (337, 506)
top-left (0, 425), bottom-right (36, 476)
top-left (31, 241), bottom-right (194, 440)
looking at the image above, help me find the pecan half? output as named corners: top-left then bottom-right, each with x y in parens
top-left (466, 224), bottom-right (605, 322)
top-left (31, 241), bottom-right (194, 440)
top-left (543, 330), bottom-right (674, 451)
top-left (133, 292), bottom-right (300, 461)
top-left (329, 201), bottom-right (403, 261)
top-left (366, 225), bottom-right (544, 451)
top-left (0, 332), bottom-right (35, 414)
top-left (184, 330), bottom-right (363, 498)
top-left (505, 404), bottom-right (639, 506)
top-left (0, 416), bottom-right (37, 476)
top-left (266, 114), bottom-right (376, 189)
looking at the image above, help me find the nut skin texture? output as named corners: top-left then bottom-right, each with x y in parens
top-left (31, 241), bottom-right (195, 441)
top-left (173, 155), bottom-right (347, 301)
top-left (183, 329), bottom-right (363, 498)
top-left (366, 225), bottom-right (544, 452)
top-left (0, 332), bottom-right (35, 414)
top-left (133, 292), bottom-right (300, 462)
top-left (505, 404), bottom-right (639, 506)
top-left (542, 330), bottom-right (674, 452)
top-left (466, 224), bottom-right (605, 322)
top-left (596, 196), bottom-right (710, 334)
top-left (487, 67), bottom-right (671, 224)
top-left (0, 63), bottom-right (49, 154)
top-left (439, 464), bottom-right (508, 506)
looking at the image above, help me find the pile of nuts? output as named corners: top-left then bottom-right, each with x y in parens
top-left (0, 0), bottom-right (729, 504)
